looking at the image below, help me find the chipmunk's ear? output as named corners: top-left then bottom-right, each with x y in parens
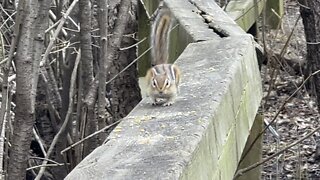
top-left (145, 68), bottom-right (155, 85)
top-left (172, 65), bottom-right (181, 85)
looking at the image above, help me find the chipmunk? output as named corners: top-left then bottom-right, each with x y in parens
top-left (145, 5), bottom-right (181, 106)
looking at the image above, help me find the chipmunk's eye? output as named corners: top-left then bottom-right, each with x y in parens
top-left (166, 80), bottom-right (170, 87)
top-left (152, 79), bottom-right (157, 87)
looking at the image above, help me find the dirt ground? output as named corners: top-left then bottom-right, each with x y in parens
top-left (260, 0), bottom-right (320, 179)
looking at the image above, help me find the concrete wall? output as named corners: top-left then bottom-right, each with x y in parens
top-left (66, 0), bottom-right (263, 179)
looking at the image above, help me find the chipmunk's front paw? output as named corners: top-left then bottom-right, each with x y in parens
top-left (162, 101), bottom-right (173, 106)
top-left (152, 98), bottom-right (161, 106)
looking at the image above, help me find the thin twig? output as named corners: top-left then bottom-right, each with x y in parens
top-left (296, 1), bottom-right (310, 10)
top-left (242, 14), bottom-right (302, 164)
top-left (29, 156), bottom-right (60, 165)
top-left (64, 12), bottom-right (80, 30)
top-left (139, 0), bottom-right (151, 19)
top-left (239, 69), bottom-right (320, 165)
top-left (45, 18), bottom-right (61, 33)
top-left (234, 0), bottom-right (265, 21)
top-left (0, 11), bottom-right (16, 30)
top-left (271, 8), bottom-right (281, 18)
top-left (27, 163), bottom-right (65, 171)
top-left (49, 41), bottom-right (71, 54)
top-left (106, 46), bottom-right (152, 85)
top-left (0, 57), bottom-right (7, 65)
top-left (62, 26), bottom-right (80, 33)
top-left (120, 36), bottom-right (147, 50)
top-left (306, 41), bottom-right (320, 45)
top-left (0, 0), bottom-right (25, 137)
top-left (48, 10), bottom-right (68, 37)
top-left (39, 0), bottom-right (79, 66)
top-left (34, 50), bottom-right (81, 180)
top-left (0, 4), bottom-right (14, 22)
top-left (279, 15), bottom-right (300, 59)
top-left (61, 120), bottom-right (121, 154)
top-left (234, 122), bottom-right (320, 179)
top-left (32, 128), bottom-right (47, 157)
top-left (2, 89), bottom-right (12, 177)
top-left (0, 85), bottom-right (11, 176)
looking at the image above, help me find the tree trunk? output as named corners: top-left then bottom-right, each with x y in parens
top-left (298, 0), bottom-right (320, 111)
top-left (1, 0), bottom-right (142, 179)
top-left (8, 0), bottom-right (50, 179)
top-left (79, 0), bottom-right (97, 157)
top-left (97, 0), bottom-right (109, 144)
top-left (108, 0), bottom-right (141, 122)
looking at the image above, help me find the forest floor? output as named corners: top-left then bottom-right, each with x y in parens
top-left (260, 0), bottom-right (320, 179)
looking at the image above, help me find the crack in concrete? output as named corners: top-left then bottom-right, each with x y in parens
top-left (187, 0), bottom-right (230, 38)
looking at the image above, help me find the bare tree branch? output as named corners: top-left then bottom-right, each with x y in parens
top-left (39, 0), bottom-right (79, 66)
top-left (61, 120), bottom-right (121, 154)
top-left (0, 85), bottom-right (12, 178)
top-left (32, 128), bottom-right (47, 157)
top-left (234, 122), bottom-right (320, 179)
top-left (0, 0), bottom-right (25, 136)
top-left (239, 69), bottom-right (320, 167)
top-left (106, 46), bottom-right (152, 85)
top-left (27, 163), bottom-right (65, 171)
top-left (35, 50), bottom-right (81, 180)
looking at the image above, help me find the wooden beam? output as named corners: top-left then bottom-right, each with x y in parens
top-left (225, 0), bottom-right (266, 31)
top-left (266, 0), bottom-right (284, 29)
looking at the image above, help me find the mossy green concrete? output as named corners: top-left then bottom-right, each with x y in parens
top-left (180, 36), bottom-right (261, 180)
top-left (236, 115), bottom-right (263, 180)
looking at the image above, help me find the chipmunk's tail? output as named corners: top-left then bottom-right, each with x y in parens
top-left (150, 5), bottom-right (172, 66)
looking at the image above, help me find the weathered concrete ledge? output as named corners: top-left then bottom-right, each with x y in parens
top-left (66, 0), bottom-right (263, 179)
